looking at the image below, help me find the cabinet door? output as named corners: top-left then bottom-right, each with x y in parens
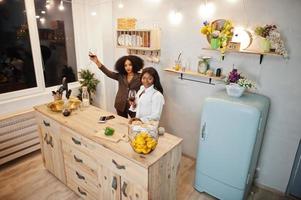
top-left (98, 166), bottom-right (120, 200)
top-left (39, 125), bottom-right (54, 174)
top-left (39, 121), bottom-right (66, 183)
top-left (121, 177), bottom-right (148, 200)
top-left (50, 131), bottom-right (66, 183)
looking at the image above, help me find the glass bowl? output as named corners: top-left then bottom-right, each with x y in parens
top-left (128, 120), bottom-right (159, 154)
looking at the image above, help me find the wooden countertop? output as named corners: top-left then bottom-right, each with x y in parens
top-left (34, 104), bottom-right (182, 168)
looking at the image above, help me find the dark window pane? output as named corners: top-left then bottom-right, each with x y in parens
top-left (0, 0), bottom-right (37, 94)
top-left (34, 0), bottom-right (77, 87)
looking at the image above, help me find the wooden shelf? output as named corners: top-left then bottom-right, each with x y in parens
top-left (164, 68), bottom-right (225, 85)
top-left (202, 48), bottom-right (282, 64)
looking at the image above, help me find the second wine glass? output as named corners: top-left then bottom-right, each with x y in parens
top-left (128, 89), bottom-right (136, 102)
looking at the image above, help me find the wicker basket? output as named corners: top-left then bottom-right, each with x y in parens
top-left (117, 18), bottom-right (137, 30)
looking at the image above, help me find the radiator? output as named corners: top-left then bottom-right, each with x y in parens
top-left (0, 109), bottom-right (40, 165)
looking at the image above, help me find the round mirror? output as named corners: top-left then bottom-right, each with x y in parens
top-left (231, 27), bottom-right (252, 50)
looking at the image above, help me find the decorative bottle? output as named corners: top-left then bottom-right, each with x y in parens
top-left (82, 86), bottom-right (90, 107)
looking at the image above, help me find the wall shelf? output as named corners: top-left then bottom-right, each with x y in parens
top-left (202, 48), bottom-right (282, 64)
top-left (164, 68), bottom-right (225, 85)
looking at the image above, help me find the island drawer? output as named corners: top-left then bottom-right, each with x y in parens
top-left (61, 126), bottom-right (148, 189)
top-left (63, 142), bottom-right (98, 178)
top-left (66, 165), bottom-right (99, 200)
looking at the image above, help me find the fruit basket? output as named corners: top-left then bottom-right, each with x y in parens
top-left (128, 120), bottom-right (159, 154)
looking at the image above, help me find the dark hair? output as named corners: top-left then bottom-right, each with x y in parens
top-left (114, 55), bottom-right (144, 75)
top-left (141, 67), bottom-right (163, 95)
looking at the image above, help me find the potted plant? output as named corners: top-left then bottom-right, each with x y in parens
top-left (200, 19), bottom-right (234, 54)
top-left (225, 68), bottom-right (256, 97)
top-left (255, 24), bottom-right (288, 58)
top-left (78, 69), bottom-right (100, 103)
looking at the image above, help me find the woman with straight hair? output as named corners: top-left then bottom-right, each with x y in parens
top-left (129, 67), bottom-right (165, 123)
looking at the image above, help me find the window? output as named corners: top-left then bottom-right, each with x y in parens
top-left (0, 0), bottom-right (77, 96)
top-left (34, 0), bottom-right (77, 87)
top-left (0, 0), bottom-right (37, 94)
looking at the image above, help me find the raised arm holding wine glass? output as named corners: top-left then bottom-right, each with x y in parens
top-left (89, 53), bottom-right (144, 118)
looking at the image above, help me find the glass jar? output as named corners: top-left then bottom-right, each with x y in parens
top-left (128, 121), bottom-right (159, 154)
top-left (198, 56), bottom-right (211, 74)
top-left (81, 86), bottom-right (90, 107)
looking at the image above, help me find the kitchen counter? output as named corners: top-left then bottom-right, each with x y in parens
top-left (34, 104), bottom-right (182, 200)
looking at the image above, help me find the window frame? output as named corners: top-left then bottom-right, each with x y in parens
top-left (0, 0), bottom-right (79, 102)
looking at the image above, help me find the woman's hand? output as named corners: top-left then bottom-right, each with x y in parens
top-left (89, 52), bottom-right (103, 68)
top-left (129, 100), bottom-right (136, 108)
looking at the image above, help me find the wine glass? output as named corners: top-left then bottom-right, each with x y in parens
top-left (88, 48), bottom-right (97, 68)
top-left (128, 90), bottom-right (136, 102)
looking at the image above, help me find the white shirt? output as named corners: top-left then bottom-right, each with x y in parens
top-left (131, 85), bottom-right (165, 123)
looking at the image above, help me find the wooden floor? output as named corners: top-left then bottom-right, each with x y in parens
top-left (0, 150), bottom-right (292, 200)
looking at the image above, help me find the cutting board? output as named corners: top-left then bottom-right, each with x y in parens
top-left (93, 129), bottom-right (129, 143)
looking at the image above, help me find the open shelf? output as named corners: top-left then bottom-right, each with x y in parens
top-left (164, 68), bottom-right (225, 85)
top-left (202, 48), bottom-right (282, 64)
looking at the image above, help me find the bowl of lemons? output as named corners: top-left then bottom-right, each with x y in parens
top-left (128, 120), bottom-right (158, 154)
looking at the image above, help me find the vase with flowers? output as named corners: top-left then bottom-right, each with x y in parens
top-left (225, 68), bottom-right (256, 97)
top-left (255, 24), bottom-right (288, 58)
top-left (200, 19), bottom-right (234, 54)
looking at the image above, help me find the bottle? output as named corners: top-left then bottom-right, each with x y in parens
top-left (82, 86), bottom-right (90, 107)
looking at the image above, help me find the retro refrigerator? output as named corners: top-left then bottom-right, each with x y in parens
top-left (194, 91), bottom-right (270, 200)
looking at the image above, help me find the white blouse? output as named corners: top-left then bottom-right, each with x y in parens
top-left (131, 85), bottom-right (165, 123)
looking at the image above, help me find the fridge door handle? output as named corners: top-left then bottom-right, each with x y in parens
top-left (201, 122), bottom-right (206, 140)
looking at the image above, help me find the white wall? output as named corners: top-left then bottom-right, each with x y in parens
top-left (108, 0), bottom-right (301, 193)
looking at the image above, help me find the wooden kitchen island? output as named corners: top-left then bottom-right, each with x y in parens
top-left (34, 104), bottom-right (182, 200)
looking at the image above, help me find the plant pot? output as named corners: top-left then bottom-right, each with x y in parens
top-left (226, 83), bottom-right (245, 97)
top-left (260, 38), bottom-right (271, 53)
top-left (211, 38), bottom-right (221, 49)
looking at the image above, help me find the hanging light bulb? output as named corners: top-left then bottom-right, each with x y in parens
top-left (168, 10), bottom-right (183, 26)
top-left (59, 0), bottom-right (65, 11)
top-left (118, 0), bottom-right (124, 8)
top-left (199, 0), bottom-right (216, 20)
top-left (36, 15), bottom-right (40, 19)
top-left (41, 10), bottom-right (46, 14)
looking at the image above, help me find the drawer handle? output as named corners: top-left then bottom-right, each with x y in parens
top-left (76, 171), bottom-right (85, 180)
top-left (43, 133), bottom-right (48, 142)
top-left (72, 137), bottom-right (81, 145)
top-left (48, 136), bottom-right (53, 148)
top-left (122, 182), bottom-right (128, 197)
top-left (73, 155), bottom-right (83, 163)
top-left (112, 159), bottom-right (125, 170)
top-left (77, 187), bottom-right (87, 196)
top-left (43, 120), bottom-right (50, 127)
top-left (112, 176), bottom-right (117, 190)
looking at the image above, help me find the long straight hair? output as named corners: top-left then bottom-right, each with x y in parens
top-left (141, 67), bottom-right (163, 94)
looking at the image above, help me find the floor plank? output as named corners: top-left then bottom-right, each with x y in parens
top-left (0, 151), bottom-right (293, 200)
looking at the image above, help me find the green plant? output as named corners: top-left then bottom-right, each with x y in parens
top-left (78, 69), bottom-right (100, 102)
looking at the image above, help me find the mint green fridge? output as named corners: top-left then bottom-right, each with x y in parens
top-left (194, 91), bottom-right (270, 200)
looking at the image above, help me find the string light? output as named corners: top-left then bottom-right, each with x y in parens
top-left (58, 0), bottom-right (65, 11)
top-left (41, 10), bottom-right (46, 14)
top-left (40, 17), bottom-right (46, 24)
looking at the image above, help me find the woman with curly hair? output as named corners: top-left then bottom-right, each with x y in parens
top-left (89, 54), bottom-right (144, 118)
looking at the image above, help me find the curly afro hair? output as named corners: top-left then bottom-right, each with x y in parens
top-left (114, 55), bottom-right (144, 75)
